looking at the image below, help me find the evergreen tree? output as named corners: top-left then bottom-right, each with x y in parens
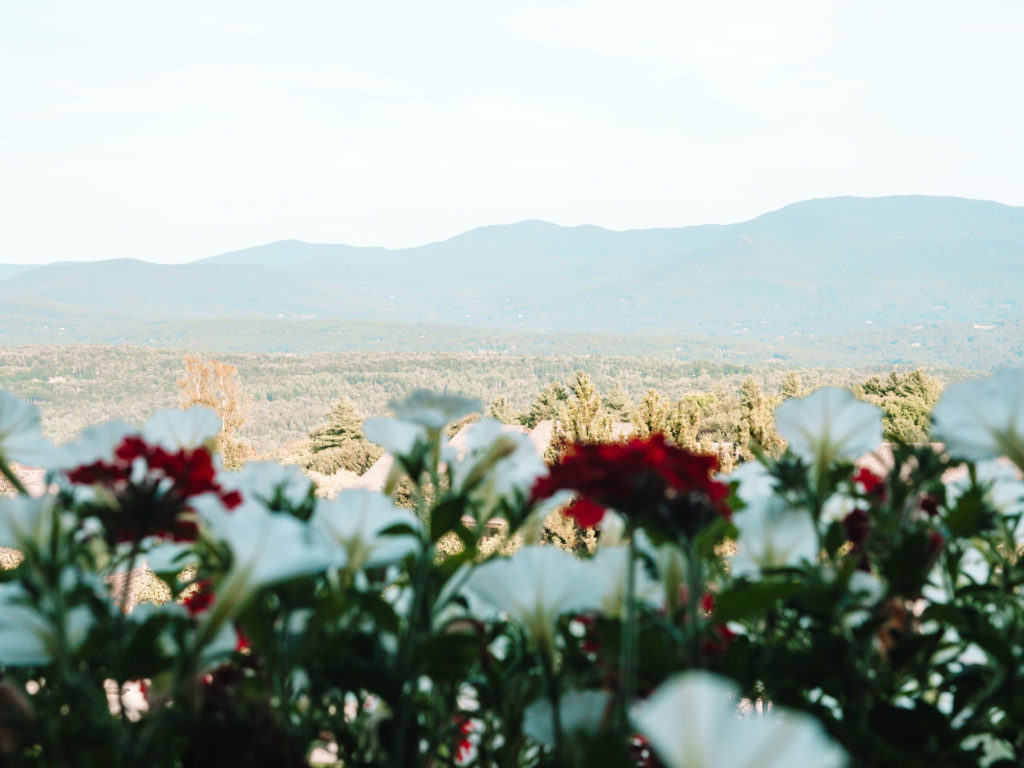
top-left (780, 371), bottom-right (804, 399)
top-left (668, 398), bottom-right (701, 449)
top-left (632, 389), bottom-right (670, 438)
top-left (306, 397), bottom-right (382, 475)
top-left (488, 396), bottom-right (515, 425)
top-left (858, 369), bottom-right (943, 443)
top-left (737, 377), bottom-right (782, 459)
top-left (525, 380), bottom-right (569, 428)
top-left (554, 371), bottom-right (612, 446)
top-left (603, 382), bottom-right (633, 422)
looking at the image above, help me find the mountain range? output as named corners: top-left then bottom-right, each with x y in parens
top-left (2, 195), bottom-right (1022, 367)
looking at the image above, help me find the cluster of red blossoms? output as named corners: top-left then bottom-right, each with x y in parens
top-left (67, 435), bottom-right (242, 544)
top-left (532, 435), bottom-right (730, 536)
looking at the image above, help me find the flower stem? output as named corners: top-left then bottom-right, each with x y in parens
top-left (619, 533), bottom-right (638, 732)
top-left (0, 459), bottom-right (29, 495)
top-left (540, 648), bottom-right (563, 762)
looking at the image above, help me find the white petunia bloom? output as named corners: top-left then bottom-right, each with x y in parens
top-left (775, 388), bottom-right (883, 476)
top-left (721, 460), bottom-right (777, 503)
top-left (633, 672), bottom-right (848, 768)
top-left (221, 461), bottom-right (314, 510)
top-left (0, 390), bottom-right (54, 468)
top-left (389, 390), bottom-right (482, 433)
top-left (729, 495), bottom-right (819, 577)
top-left (0, 583), bottom-right (93, 667)
top-left (931, 370), bottom-right (1024, 468)
top-left (586, 544), bottom-right (663, 619)
top-left (523, 689), bottom-right (610, 747)
top-left (447, 418), bottom-right (546, 513)
top-left (820, 491), bottom-right (859, 525)
top-left (144, 406), bottom-right (221, 452)
top-left (363, 417), bottom-right (428, 459)
top-left (946, 459), bottom-right (1024, 521)
top-left (0, 495), bottom-right (64, 551)
top-left (310, 489), bottom-right (421, 572)
top-left (195, 496), bottom-right (333, 618)
top-left (461, 546), bottom-right (601, 657)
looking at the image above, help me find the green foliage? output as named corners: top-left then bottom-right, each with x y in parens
top-left (631, 389), bottom-right (670, 439)
top-left (305, 397), bottom-right (382, 474)
top-left (858, 369), bottom-right (944, 443)
top-left (554, 371), bottom-right (613, 447)
top-left (525, 380), bottom-right (569, 429)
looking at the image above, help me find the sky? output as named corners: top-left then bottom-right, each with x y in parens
top-left (2, 0), bottom-right (1023, 264)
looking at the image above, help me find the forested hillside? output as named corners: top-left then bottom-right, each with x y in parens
top-left (0, 345), bottom-right (966, 458)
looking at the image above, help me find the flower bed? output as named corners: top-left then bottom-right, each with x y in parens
top-left (1, 377), bottom-right (1023, 767)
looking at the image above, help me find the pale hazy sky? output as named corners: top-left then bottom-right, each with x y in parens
top-left (2, 1), bottom-right (1023, 264)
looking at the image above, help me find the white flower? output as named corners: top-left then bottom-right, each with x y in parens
top-left (310, 489), bottom-right (421, 572)
top-left (820, 491), bottom-right (859, 525)
top-left (847, 570), bottom-right (886, 616)
top-left (389, 390), bottom-right (481, 432)
top-left (775, 388), bottom-right (883, 475)
top-left (0, 390), bottom-right (53, 468)
top-left (0, 495), bottom-right (64, 551)
top-left (144, 406), bottom-right (221, 452)
top-left (52, 420), bottom-right (137, 470)
top-left (195, 496), bottom-right (332, 623)
top-left (0, 583), bottom-right (93, 666)
top-left (729, 495), bottom-right (819, 577)
top-left (947, 459), bottom-right (1024, 520)
top-left (586, 544), bottom-right (663, 619)
top-left (363, 417), bottom-right (428, 459)
top-left (632, 672), bottom-right (848, 768)
top-left (721, 460), bottom-right (777, 502)
top-left (461, 546), bottom-right (601, 657)
top-left (931, 370), bottom-right (1024, 467)
top-left (523, 689), bottom-right (609, 746)
top-left (655, 541), bottom-right (688, 614)
top-left (221, 461), bottom-right (314, 510)
top-left (447, 418), bottom-right (546, 512)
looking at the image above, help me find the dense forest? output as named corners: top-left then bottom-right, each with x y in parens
top-left (0, 346), bottom-right (963, 465)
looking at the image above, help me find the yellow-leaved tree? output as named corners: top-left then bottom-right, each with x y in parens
top-left (177, 354), bottom-right (251, 469)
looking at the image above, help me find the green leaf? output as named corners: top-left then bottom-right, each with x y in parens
top-left (713, 579), bottom-right (801, 622)
top-left (430, 497), bottom-right (467, 541)
top-left (946, 487), bottom-right (989, 538)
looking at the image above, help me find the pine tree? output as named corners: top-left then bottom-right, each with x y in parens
top-left (736, 377), bottom-right (783, 460)
top-left (632, 389), bottom-right (670, 438)
top-left (858, 369), bottom-right (942, 442)
top-left (603, 382), bottom-right (633, 422)
top-left (525, 380), bottom-right (569, 428)
top-left (780, 371), bottom-right (804, 399)
top-left (306, 397), bottom-right (382, 475)
top-left (488, 396), bottom-right (515, 425)
top-left (309, 397), bottom-right (365, 452)
top-left (555, 371), bottom-right (613, 446)
top-left (668, 398), bottom-right (701, 449)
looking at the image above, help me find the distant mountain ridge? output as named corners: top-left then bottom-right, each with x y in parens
top-left (2, 195), bottom-right (1023, 366)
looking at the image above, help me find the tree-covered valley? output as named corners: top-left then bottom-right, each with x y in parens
top-left (0, 345), bottom-right (960, 472)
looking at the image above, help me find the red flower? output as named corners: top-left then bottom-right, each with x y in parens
top-left (66, 436), bottom-right (240, 545)
top-left (234, 626), bottom-right (252, 653)
top-left (854, 467), bottom-right (886, 500)
top-left (919, 493), bottom-right (940, 518)
top-left (842, 508), bottom-right (871, 548)
top-left (532, 435), bottom-right (729, 535)
top-left (927, 530), bottom-right (945, 559)
top-left (702, 623), bottom-right (737, 657)
top-left (183, 579), bottom-right (215, 616)
top-left (700, 591), bottom-right (716, 615)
